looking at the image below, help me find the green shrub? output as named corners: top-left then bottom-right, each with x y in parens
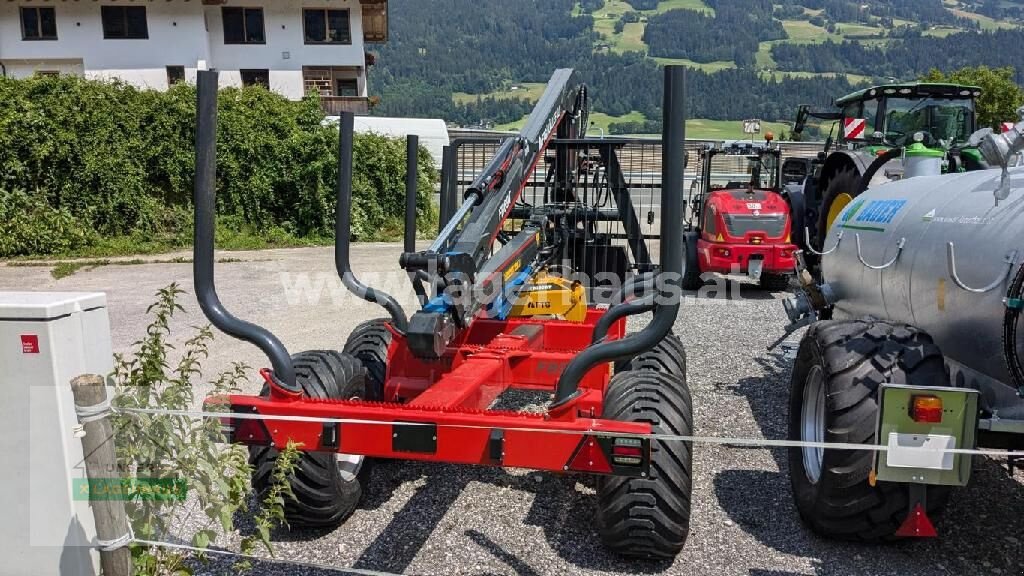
top-left (0, 189), bottom-right (95, 256)
top-left (0, 75), bottom-right (438, 256)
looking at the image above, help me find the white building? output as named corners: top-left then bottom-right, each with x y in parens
top-left (0, 0), bottom-right (388, 114)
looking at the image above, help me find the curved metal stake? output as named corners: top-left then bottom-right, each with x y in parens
top-left (855, 234), bottom-right (905, 270)
top-left (804, 227), bottom-right (843, 256)
top-left (946, 243), bottom-right (1018, 294)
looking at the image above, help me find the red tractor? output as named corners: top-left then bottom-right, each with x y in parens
top-left (682, 138), bottom-right (797, 291)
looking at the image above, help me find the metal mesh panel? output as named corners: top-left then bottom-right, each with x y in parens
top-left (449, 135), bottom-right (825, 274)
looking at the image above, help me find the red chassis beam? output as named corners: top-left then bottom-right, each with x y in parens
top-left (208, 308), bottom-right (654, 476)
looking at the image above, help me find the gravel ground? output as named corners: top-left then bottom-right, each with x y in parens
top-left (3, 244), bottom-right (1022, 576)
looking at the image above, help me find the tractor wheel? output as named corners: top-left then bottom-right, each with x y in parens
top-left (615, 332), bottom-right (686, 376)
top-left (788, 319), bottom-right (952, 541)
top-left (758, 272), bottom-right (791, 291)
top-left (814, 167), bottom-right (860, 254)
top-left (250, 351), bottom-right (371, 529)
top-left (342, 318), bottom-right (392, 398)
top-left (682, 231), bottom-right (703, 291)
top-left (597, 370), bottom-right (692, 558)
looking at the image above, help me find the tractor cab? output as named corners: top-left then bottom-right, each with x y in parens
top-left (683, 139), bottom-right (797, 290)
top-left (833, 83), bottom-right (980, 150)
top-left (782, 82), bottom-right (986, 273)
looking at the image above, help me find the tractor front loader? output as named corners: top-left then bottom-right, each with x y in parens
top-left (195, 66), bottom-right (694, 558)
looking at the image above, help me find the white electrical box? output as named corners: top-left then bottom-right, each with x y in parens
top-left (0, 292), bottom-right (114, 576)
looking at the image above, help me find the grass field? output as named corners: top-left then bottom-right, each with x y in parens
top-left (591, 0), bottom-right (712, 54)
top-left (948, 7), bottom-right (1019, 30)
top-left (495, 112), bottom-right (790, 140)
top-left (650, 57), bottom-right (736, 71)
top-left (686, 119), bottom-right (791, 140)
top-left (453, 82), bottom-right (546, 105)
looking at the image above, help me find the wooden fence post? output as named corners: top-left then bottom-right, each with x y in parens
top-left (71, 374), bottom-right (132, 576)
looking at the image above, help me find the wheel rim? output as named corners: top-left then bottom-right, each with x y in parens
top-left (825, 192), bottom-right (854, 234)
top-left (801, 365), bottom-right (826, 484)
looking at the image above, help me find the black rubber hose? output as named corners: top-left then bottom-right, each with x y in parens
top-left (1003, 263), bottom-right (1024, 395)
top-left (192, 70), bottom-right (297, 390)
top-left (551, 66), bottom-right (686, 409)
top-left (858, 147), bottom-right (903, 194)
top-left (335, 112), bottom-right (410, 333)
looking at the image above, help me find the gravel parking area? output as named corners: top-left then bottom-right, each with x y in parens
top-left (3, 243), bottom-right (1022, 576)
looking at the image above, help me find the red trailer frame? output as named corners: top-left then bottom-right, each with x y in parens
top-left (207, 309), bottom-right (653, 476)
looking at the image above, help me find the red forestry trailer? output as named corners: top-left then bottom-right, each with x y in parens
top-left (196, 67), bottom-right (692, 558)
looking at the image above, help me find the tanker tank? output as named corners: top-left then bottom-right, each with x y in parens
top-left (820, 166), bottom-right (1024, 417)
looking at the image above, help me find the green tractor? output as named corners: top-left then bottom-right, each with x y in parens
top-left (781, 82), bottom-right (985, 262)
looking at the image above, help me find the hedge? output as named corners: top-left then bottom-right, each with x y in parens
top-left (0, 75), bottom-right (436, 257)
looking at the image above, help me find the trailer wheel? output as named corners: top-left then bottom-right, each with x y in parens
top-left (788, 319), bottom-right (952, 541)
top-left (615, 332), bottom-right (686, 376)
top-left (343, 318), bottom-right (392, 398)
top-left (814, 167), bottom-right (860, 251)
top-left (250, 350), bottom-right (371, 529)
top-left (682, 231), bottom-right (703, 290)
top-left (758, 272), bottom-right (791, 291)
top-left (597, 370), bottom-right (692, 558)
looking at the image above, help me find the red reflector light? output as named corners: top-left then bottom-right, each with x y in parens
top-left (612, 445), bottom-right (642, 457)
top-left (567, 436), bottom-right (613, 474)
top-left (611, 437), bottom-right (645, 466)
top-left (910, 395), bottom-right (943, 423)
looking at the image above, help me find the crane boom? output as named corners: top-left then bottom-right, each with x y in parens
top-left (400, 68), bottom-right (589, 358)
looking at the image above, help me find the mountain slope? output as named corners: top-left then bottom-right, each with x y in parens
top-left (370, 0), bottom-right (1024, 133)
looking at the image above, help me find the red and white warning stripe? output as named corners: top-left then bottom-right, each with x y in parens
top-left (843, 117), bottom-right (867, 139)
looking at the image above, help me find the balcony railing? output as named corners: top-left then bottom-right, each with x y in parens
top-left (319, 96), bottom-right (370, 116)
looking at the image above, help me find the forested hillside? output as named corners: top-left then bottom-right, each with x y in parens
top-left (370, 0), bottom-right (1024, 134)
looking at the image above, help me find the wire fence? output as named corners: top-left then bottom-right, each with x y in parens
top-left (71, 397), bottom-right (1024, 575)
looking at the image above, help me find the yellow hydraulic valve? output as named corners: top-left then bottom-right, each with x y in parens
top-left (509, 272), bottom-right (587, 323)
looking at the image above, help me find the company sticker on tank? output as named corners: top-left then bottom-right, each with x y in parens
top-left (839, 198), bottom-right (906, 232)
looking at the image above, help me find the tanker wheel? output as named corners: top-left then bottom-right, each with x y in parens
top-left (343, 318), bottom-right (392, 398)
top-left (250, 351), bottom-right (372, 529)
top-left (788, 319), bottom-right (952, 541)
top-left (615, 332), bottom-right (686, 376)
top-left (814, 167), bottom-right (861, 254)
top-left (758, 272), bottom-right (791, 291)
top-left (682, 230), bottom-right (703, 291)
top-left (597, 369), bottom-right (692, 558)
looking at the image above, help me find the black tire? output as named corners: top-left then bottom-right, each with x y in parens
top-left (788, 319), bottom-right (952, 541)
top-left (249, 351), bottom-right (371, 529)
top-left (813, 167), bottom-right (860, 255)
top-left (597, 370), bottom-right (693, 558)
top-left (758, 272), bottom-right (791, 291)
top-left (342, 318), bottom-right (392, 399)
top-left (615, 332), bottom-right (686, 376)
top-left (682, 231), bottom-right (703, 291)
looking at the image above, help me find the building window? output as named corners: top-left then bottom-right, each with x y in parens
top-left (240, 69), bottom-right (269, 89)
top-left (303, 9), bottom-right (350, 44)
top-left (223, 7), bottom-right (265, 44)
top-left (336, 79), bottom-right (358, 97)
top-left (21, 7), bottom-right (57, 40)
top-left (167, 66), bottom-right (186, 86)
top-left (101, 6), bottom-right (148, 39)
